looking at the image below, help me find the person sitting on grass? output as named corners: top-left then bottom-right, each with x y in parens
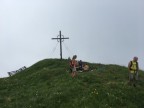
top-left (83, 63), bottom-right (89, 72)
top-left (78, 60), bottom-right (83, 71)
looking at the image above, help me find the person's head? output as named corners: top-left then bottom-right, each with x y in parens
top-left (79, 60), bottom-right (82, 63)
top-left (133, 56), bottom-right (138, 62)
top-left (72, 55), bottom-right (77, 59)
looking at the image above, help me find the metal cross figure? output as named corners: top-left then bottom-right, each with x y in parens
top-left (52, 31), bottom-right (69, 60)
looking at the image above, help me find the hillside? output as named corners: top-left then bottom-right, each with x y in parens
top-left (0, 59), bottom-right (144, 108)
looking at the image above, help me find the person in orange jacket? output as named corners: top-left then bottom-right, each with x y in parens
top-left (71, 55), bottom-right (77, 77)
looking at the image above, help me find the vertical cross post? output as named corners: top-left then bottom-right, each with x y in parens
top-left (52, 31), bottom-right (69, 60)
top-left (59, 31), bottom-right (62, 60)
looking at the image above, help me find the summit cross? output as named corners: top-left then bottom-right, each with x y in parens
top-left (52, 31), bottom-right (69, 60)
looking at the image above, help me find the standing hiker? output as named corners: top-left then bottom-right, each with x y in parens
top-left (71, 55), bottom-right (77, 77)
top-left (128, 56), bottom-right (139, 86)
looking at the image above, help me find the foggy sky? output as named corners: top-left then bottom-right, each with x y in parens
top-left (0, 0), bottom-right (144, 77)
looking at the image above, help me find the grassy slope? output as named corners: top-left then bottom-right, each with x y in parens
top-left (0, 59), bottom-right (144, 108)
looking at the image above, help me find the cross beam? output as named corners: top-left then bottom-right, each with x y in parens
top-left (52, 31), bottom-right (69, 60)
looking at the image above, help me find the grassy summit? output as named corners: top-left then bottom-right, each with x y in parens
top-left (0, 59), bottom-right (144, 108)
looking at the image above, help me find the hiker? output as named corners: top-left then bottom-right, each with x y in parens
top-left (128, 56), bottom-right (139, 86)
top-left (71, 55), bottom-right (77, 77)
top-left (78, 60), bottom-right (83, 71)
top-left (83, 63), bottom-right (89, 72)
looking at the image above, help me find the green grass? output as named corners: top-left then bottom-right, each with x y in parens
top-left (0, 59), bottom-right (144, 108)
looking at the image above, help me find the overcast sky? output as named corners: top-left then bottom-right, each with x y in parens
top-left (0, 0), bottom-right (144, 78)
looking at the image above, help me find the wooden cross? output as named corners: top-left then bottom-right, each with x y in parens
top-left (52, 31), bottom-right (69, 60)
